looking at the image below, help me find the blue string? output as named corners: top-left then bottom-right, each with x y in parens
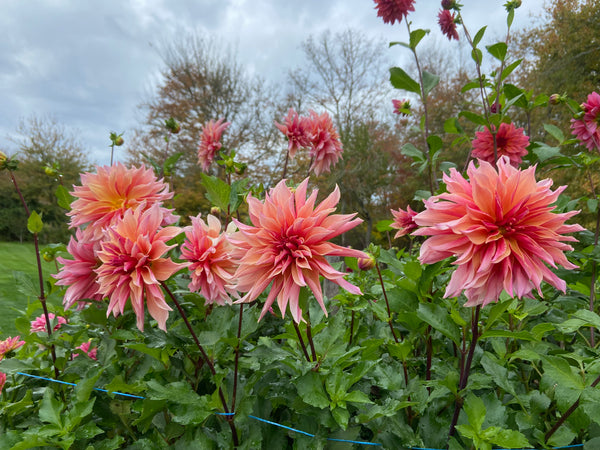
top-left (11, 372), bottom-right (588, 449)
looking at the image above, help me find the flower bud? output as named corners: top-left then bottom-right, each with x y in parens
top-left (504, 0), bottom-right (521, 11)
top-left (357, 253), bottom-right (376, 271)
top-left (210, 206), bottom-right (221, 216)
top-left (441, 0), bottom-right (455, 10)
top-left (490, 102), bottom-right (502, 114)
top-left (165, 118), bottom-right (181, 134)
top-left (109, 132), bottom-right (124, 146)
top-left (548, 93), bottom-right (565, 105)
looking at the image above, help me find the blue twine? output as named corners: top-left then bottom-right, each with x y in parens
top-left (11, 372), bottom-right (588, 449)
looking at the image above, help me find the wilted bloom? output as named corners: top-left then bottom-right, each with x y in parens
top-left (198, 118), bottom-right (230, 172)
top-left (0, 336), bottom-right (25, 357)
top-left (471, 122), bottom-right (530, 166)
top-left (373, 0), bottom-right (416, 25)
top-left (438, 9), bottom-right (459, 41)
top-left (68, 164), bottom-right (176, 241)
top-left (95, 204), bottom-right (188, 332)
top-left (30, 314), bottom-right (67, 334)
top-left (392, 99), bottom-right (411, 116)
top-left (0, 372), bottom-right (5, 395)
top-left (571, 92), bottom-right (600, 152)
top-left (181, 214), bottom-right (239, 305)
top-left (231, 178), bottom-right (368, 322)
top-left (54, 230), bottom-right (104, 310)
top-left (413, 157), bottom-right (583, 307)
top-left (390, 206), bottom-right (419, 238)
top-left (275, 108), bottom-right (310, 158)
top-left (74, 341), bottom-right (97, 360)
top-left (305, 110), bottom-right (344, 176)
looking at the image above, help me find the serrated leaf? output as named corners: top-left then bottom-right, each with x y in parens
top-left (487, 42), bottom-right (508, 61)
top-left (27, 210), bottom-right (43, 234)
top-left (544, 123), bottom-right (565, 144)
top-left (332, 406), bottom-right (350, 430)
top-left (416, 302), bottom-right (461, 345)
top-left (389, 67), bottom-right (420, 95)
top-left (200, 173), bottom-right (231, 211)
top-left (13, 270), bottom-right (38, 298)
top-left (401, 143), bottom-right (426, 162)
top-left (296, 372), bottom-right (329, 409)
top-left (464, 393), bottom-right (486, 432)
top-left (39, 388), bottom-right (63, 428)
top-left (533, 143), bottom-right (562, 162)
top-left (55, 184), bottom-right (74, 210)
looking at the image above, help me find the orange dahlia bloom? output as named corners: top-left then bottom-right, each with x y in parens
top-left (413, 157), bottom-right (583, 307)
top-left (95, 204), bottom-right (188, 331)
top-left (181, 214), bottom-right (239, 305)
top-left (275, 108), bottom-right (310, 158)
top-left (390, 205), bottom-right (418, 238)
top-left (471, 122), bottom-right (529, 167)
top-left (0, 372), bottom-right (5, 395)
top-left (306, 110), bottom-right (343, 176)
top-left (68, 164), bottom-right (176, 240)
top-left (198, 118), bottom-right (230, 172)
top-left (0, 336), bottom-right (25, 357)
top-left (231, 178), bottom-right (368, 322)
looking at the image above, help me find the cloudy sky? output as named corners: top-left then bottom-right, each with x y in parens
top-left (0, 0), bottom-right (546, 166)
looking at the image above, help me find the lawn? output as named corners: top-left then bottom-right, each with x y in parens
top-left (0, 242), bottom-right (59, 339)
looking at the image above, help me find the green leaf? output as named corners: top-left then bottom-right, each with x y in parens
top-left (532, 143), bottom-right (562, 162)
top-left (426, 135), bottom-right (443, 153)
top-left (389, 67), bottom-right (421, 95)
top-left (471, 48), bottom-right (483, 64)
top-left (464, 393), bottom-right (486, 432)
top-left (480, 329), bottom-right (536, 341)
top-left (27, 210), bottom-right (43, 234)
top-left (13, 270), bottom-right (38, 298)
top-left (163, 152), bottom-right (183, 176)
top-left (331, 406), bottom-right (350, 430)
top-left (55, 184), bottom-right (74, 210)
top-left (490, 428), bottom-right (532, 448)
top-left (389, 41), bottom-right (410, 49)
top-left (344, 390), bottom-right (373, 404)
top-left (200, 173), bottom-right (231, 211)
top-left (39, 388), bottom-right (63, 428)
top-left (472, 26), bottom-right (487, 47)
top-left (487, 42), bottom-right (508, 61)
top-left (409, 29), bottom-right (429, 49)
top-left (229, 178), bottom-right (249, 212)
top-left (416, 302), bottom-right (461, 345)
top-left (501, 59), bottom-right (522, 81)
top-left (401, 143), bottom-right (426, 162)
top-left (422, 70), bottom-right (439, 98)
top-left (444, 117), bottom-right (463, 134)
top-left (503, 84), bottom-right (528, 108)
top-left (296, 372), bottom-right (329, 409)
top-left (507, 8), bottom-right (514, 27)
top-left (459, 111), bottom-right (488, 126)
top-left (544, 123), bottom-right (565, 144)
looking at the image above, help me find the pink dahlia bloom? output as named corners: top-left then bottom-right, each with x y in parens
top-left (413, 157), bottom-right (583, 307)
top-left (0, 372), bottom-right (5, 395)
top-left (30, 314), bottom-right (67, 334)
top-left (438, 9), bottom-right (459, 41)
top-left (231, 178), bottom-right (368, 323)
top-left (54, 230), bottom-right (104, 310)
top-left (181, 214), bottom-right (239, 305)
top-left (571, 91), bottom-right (600, 152)
top-left (0, 336), bottom-right (25, 357)
top-left (198, 118), bottom-right (230, 172)
top-left (74, 341), bottom-right (98, 360)
top-left (392, 99), bottom-right (411, 116)
top-left (471, 122), bottom-right (530, 166)
top-left (95, 204), bottom-right (188, 332)
top-left (275, 108), bottom-right (310, 158)
top-left (68, 164), bottom-right (176, 241)
top-left (305, 110), bottom-right (344, 176)
top-left (373, 0), bottom-right (416, 25)
top-left (390, 206), bottom-right (418, 238)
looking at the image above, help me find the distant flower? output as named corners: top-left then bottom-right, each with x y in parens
top-left (471, 122), bottom-right (530, 166)
top-left (438, 9), bottom-right (459, 41)
top-left (413, 157), bottom-right (583, 307)
top-left (392, 99), bottom-right (411, 116)
top-left (74, 341), bottom-right (97, 360)
top-left (275, 108), bottom-right (310, 158)
top-left (0, 372), bottom-right (5, 395)
top-left (390, 206), bottom-right (418, 238)
top-left (231, 178), bottom-right (368, 322)
top-left (198, 118), bottom-right (230, 172)
top-left (68, 163), bottom-right (176, 241)
top-left (30, 314), bottom-right (67, 334)
top-left (490, 101), bottom-right (502, 114)
top-left (441, 0), bottom-right (457, 10)
top-left (0, 336), bottom-right (25, 357)
top-left (54, 230), bottom-right (104, 310)
top-left (305, 110), bottom-right (344, 176)
top-left (571, 91), bottom-right (600, 152)
top-left (95, 204), bottom-right (188, 332)
top-left (373, 0), bottom-right (416, 25)
top-left (181, 214), bottom-right (239, 305)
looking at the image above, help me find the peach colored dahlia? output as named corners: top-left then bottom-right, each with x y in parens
top-left (181, 214), bottom-right (239, 305)
top-left (275, 108), bottom-right (310, 158)
top-left (95, 204), bottom-right (188, 331)
top-left (306, 110), bottom-right (344, 176)
top-left (231, 178), bottom-right (368, 323)
top-left (0, 372), bottom-right (5, 395)
top-left (390, 205), bottom-right (418, 238)
top-left (74, 341), bottom-right (98, 360)
top-left (0, 336), bottom-right (25, 357)
top-left (198, 118), bottom-right (230, 172)
top-left (30, 313), bottom-right (67, 333)
top-left (471, 122), bottom-right (529, 167)
top-left (413, 157), bottom-right (583, 307)
top-left (373, 0), bottom-right (415, 25)
top-left (68, 163), bottom-right (176, 241)
top-left (571, 91), bottom-right (600, 152)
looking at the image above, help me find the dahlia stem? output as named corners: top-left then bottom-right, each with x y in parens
top-left (305, 309), bottom-right (318, 363)
top-left (348, 310), bottom-right (355, 346)
top-left (281, 151), bottom-right (290, 181)
top-left (588, 170), bottom-right (600, 347)
top-left (375, 262), bottom-right (399, 344)
top-left (232, 304), bottom-right (244, 413)
top-left (292, 320), bottom-right (311, 363)
top-left (448, 305), bottom-right (481, 440)
top-left (162, 282), bottom-right (239, 447)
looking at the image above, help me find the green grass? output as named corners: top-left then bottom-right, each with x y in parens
top-left (0, 242), bottom-right (58, 339)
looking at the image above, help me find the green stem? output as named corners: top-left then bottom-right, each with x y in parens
top-left (292, 320), bottom-right (311, 363)
top-left (232, 304), bottom-right (244, 413)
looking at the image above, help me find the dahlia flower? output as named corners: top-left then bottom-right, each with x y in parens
top-left (198, 118), bottom-right (230, 172)
top-left (438, 9), bottom-right (459, 41)
top-left (0, 372), bottom-right (5, 395)
top-left (68, 163), bottom-right (176, 241)
top-left (392, 99), bottom-right (411, 116)
top-left (471, 122), bottom-right (530, 166)
top-left (306, 110), bottom-right (344, 176)
top-left (275, 108), bottom-right (310, 158)
top-left (571, 91), bottom-right (600, 152)
top-left (373, 0), bottom-right (416, 25)
top-left (413, 157), bottom-right (583, 307)
top-left (74, 341), bottom-right (98, 360)
top-left (0, 336), bottom-right (25, 357)
top-left (95, 204), bottom-right (188, 331)
top-left (181, 214), bottom-right (239, 305)
top-left (54, 230), bottom-right (104, 310)
top-left (30, 314), bottom-right (67, 334)
top-left (390, 205), bottom-right (418, 238)
top-left (231, 178), bottom-right (368, 323)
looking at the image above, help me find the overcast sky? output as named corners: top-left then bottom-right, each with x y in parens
top-left (0, 0), bottom-right (546, 166)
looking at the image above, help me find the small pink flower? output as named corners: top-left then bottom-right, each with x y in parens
top-left (390, 206), bottom-right (418, 238)
top-left (198, 118), bottom-right (230, 172)
top-left (471, 122), bottom-right (530, 166)
top-left (413, 157), bottom-right (583, 307)
top-left (392, 99), bottom-right (411, 116)
top-left (95, 203), bottom-right (189, 332)
top-left (231, 178), bottom-right (368, 323)
top-left (74, 341), bottom-right (98, 360)
top-left (571, 91), bottom-right (600, 152)
top-left (0, 336), bottom-right (25, 357)
top-left (30, 314), bottom-right (67, 334)
top-left (373, 0), bottom-right (416, 25)
top-left (438, 9), bottom-right (459, 41)
top-left (0, 372), bottom-right (6, 395)
top-left (305, 110), bottom-right (344, 176)
top-left (181, 214), bottom-right (239, 305)
top-left (275, 108), bottom-right (311, 158)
